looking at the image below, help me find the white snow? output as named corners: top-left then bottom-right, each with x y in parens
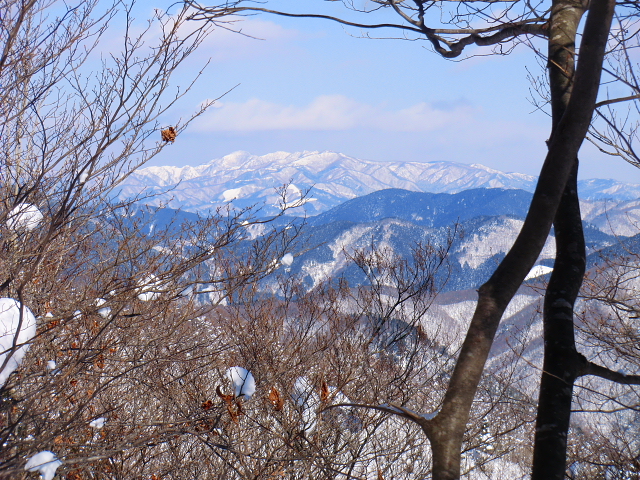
top-left (458, 218), bottom-right (555, 269)
top-left (221, 188), bottom-right (243, 202)
top-left (6, 203), bottom-right (43, 231)
top-left (24, 451), bottom-right (62, 480)
top-left (89, 417), bottom-right (106, 428)
top-left (292, 376), bottom-right (319, 434)
top-left (525, 264), bottom-right (554, 280)
top-left (243, 223), bottom-right (266, 240)
top-left (292, 377), bottom-right (315, 407)
top-left (46, 360), bottom-right (56, 370)
top-left (137, 275), bottom-right (162, 301)
top-left (95, 299), bottom-right (111, 318)
top-left (0, 298), bottom-right (36, 387)
top-left (122, 150), bottom-right (640, 224)
top-left (152, 245), bottom-right (172, 255)
top-left (226, 366), bottom-right (256, 399)
top-left (327, 385), bottom-right (351, 405)
top-left (281, 253), bottom-right (294, 267)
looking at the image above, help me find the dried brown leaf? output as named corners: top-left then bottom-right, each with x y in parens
top-left (216, 385), bottom-right (233, 405)
top-left (320, 380), bottom-right (330, 403)
top-left (161, 126), bottom-right (177, 143)
top-left (227, 404), bottom-right (240, 424)
top-left (269, 387), bottom-right (284, 411)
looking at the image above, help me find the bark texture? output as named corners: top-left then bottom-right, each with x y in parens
top-left (532, 162), bottom-right (586, 480)
top-left (531, 0), bottom-right (614, 477)
top-left (424, 0), bottom-right (616, 477)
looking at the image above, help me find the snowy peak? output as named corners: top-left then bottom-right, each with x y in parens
top-left (119, 150), bottom-right (640, 214)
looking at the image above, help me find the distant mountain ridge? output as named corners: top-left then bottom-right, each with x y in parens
top-left (280, 188), bottom-right (620, 292)
top-left (130, 187), bottom-right (636, 293)
top-left (118, 150), bottom-right (640, 215)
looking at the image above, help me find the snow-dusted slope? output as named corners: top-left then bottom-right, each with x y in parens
top-left (118, 150), bottom-right (640, 215)
top-left (118, 151), bottom-right (540, 214)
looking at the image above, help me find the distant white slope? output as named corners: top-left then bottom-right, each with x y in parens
top-left (117, 150), bottom-right (640, 215)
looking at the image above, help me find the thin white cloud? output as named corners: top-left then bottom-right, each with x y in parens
top-left (95, 14), bottom-right (302, 64)
top-left (197, 18), bottom-right (302, 61)
top-left (194, 94), bottom-right (475, 132)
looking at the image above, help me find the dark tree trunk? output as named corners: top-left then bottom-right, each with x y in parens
top-left (424, 1), bottom-right (614, 477)
top-left (529, 0), bottom-right (605, 476)
top-left (531, 161), bottom-right (586, 480)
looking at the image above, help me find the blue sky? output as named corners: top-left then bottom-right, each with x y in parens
top-left (138, 0), bottom-right (640, 183)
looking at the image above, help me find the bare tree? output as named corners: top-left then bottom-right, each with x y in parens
top-left (0, 1), bottom-right (465, 477)
top-left (185, 0), bottom-right (632, 478)
top-left (5, 0), bottom-right (640, 477)
top-left (0, 0), bottom-right (313, 478)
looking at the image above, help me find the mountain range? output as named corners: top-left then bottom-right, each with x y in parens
top-left (119, 150), bottom-right (640, 292)
top-left (268, 188), bottom-right (625, 293)
top-left (118, 150), bottom-right (640, 217)
top-left (121, 151), bottom-right (639, 463)
top-left (134, 187), bottom-right (633, 294)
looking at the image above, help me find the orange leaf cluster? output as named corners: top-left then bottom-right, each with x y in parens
top-left (268, 387), bottom-right (284, 411)
top-left (66, 469), bottom-right (83, 480)
top-left (227, 403), bottom-right (243, 424)
top-left (268, 464), bottom-right (285, 478)
top-left (216, 386), bottom-right (243, 424)
top-left (54, 435), bottom-right (74, 445)
top-left (94, 355), bottom-right (105, 369)
top-left (320, 381), bottom-right (330, 403)
top-left (216, 385), bottom-right (233, 404)
top-left (161, 127), bottom-right (177, 143)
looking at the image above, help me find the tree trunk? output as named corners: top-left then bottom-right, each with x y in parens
top-left (424, 0), bottom-right (615, 477)
top-left (531, 161), bottom-right (586, 480)
top-left (530, 0), bottom-right (591, 477)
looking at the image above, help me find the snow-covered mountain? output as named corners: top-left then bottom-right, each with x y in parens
top-left (272, 188), bottom-right (621, 293)
top-left (118, 150), bottom-right (640, 215)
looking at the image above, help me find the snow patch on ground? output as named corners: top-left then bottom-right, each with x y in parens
top-left (227, 366), bottom-right (256, 399)
top-left (525, 265), bottom-right (553, 280)
top-left (24, 451), bottom-right (62, 480)
top-left (89, 417), bottom-right (106, 428)
top-left (458, 218), bottom-right (555, 269)
top-left (137, 275), bottom-right (162, 301)
top-left (292, 376), bottom-right (319, 434)
top-left (221, 188), bottom-right (243, 202)
top-left (6, 203), bottom-right (43, 231)
top-left (0, 298), bottom-right (36, 386)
